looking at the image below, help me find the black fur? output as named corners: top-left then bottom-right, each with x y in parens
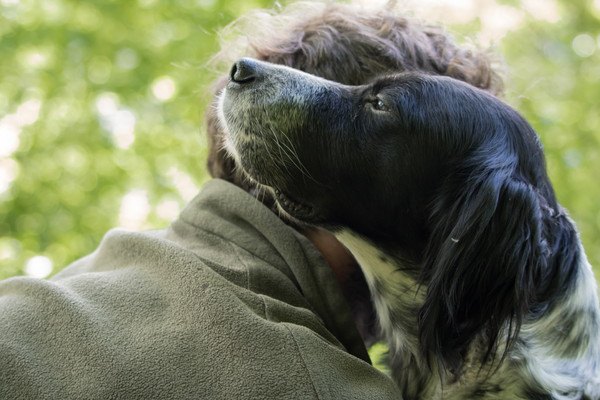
top-left (219, 59), bottom-right (600, 399)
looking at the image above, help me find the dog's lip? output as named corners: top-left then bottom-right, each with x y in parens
top-left (274, 189), bottom-right (312, 211)
top-left (225, 80), bottom-right (242, 90)
top-left (273, 189), bottom-right (318, 221)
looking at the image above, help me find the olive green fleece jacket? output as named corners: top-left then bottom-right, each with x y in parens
top-left (0, 179), bottom-right (401, 400)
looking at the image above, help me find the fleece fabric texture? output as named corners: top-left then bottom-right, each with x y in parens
top-left (0, 179), bottom-right (401, 400)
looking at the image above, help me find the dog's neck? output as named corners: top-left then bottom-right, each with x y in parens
top-left (334, 230), bottom-right (423, 350)
top-left (334, 229), bottom-right (434, 398)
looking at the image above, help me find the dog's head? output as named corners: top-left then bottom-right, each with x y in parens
top-left (218, 58), bottom-right (577, 369)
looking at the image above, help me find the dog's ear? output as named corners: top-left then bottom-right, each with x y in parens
top-left (418, 167), bottom-right (548, 371)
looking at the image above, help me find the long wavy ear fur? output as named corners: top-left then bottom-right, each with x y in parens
top-left (418, 165), bottom-right (548, 372)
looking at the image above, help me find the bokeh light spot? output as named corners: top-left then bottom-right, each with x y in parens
top-left (167, 167), bottom-right (199, 202)
top-left (21, 50), bottom-right (50, 70)
top-left (88, 56), bottom-right (113, 85)
top-left (110, 110), bottom-right (136, 149)
top-left (572, 34), bottom-right (596, 58)
top-left (563, 149), bottom-right (582, 168)
top-left (62, 146), bottom-right (89, 171)
top-left (95, 93), bottom-right (136, 149)
top-left (197, 0), bottom-right (216, 9)
top-left (0, 238), bottom-right (20, 261)
top-left (522, 0), bottom-right (560, 22)
top-left (138, 0), bottom-right (157, 8)
top-left (0, 120), bottom-right (21, 158)
top-left (0, 158), bottom-right (20, 194)
top-left (15, 99), bottom-right (42, 126)
top-left (115, 48), bottom-right (140, 71)
top-left (156, 198), bottom-right (181, 221)
top-left (119, 189), bottom-right (151, 230)
top-left (25, 256), bottom-right (54, 279)
top-left (151, 76), bottom-right (177, 102)
top-left (95, 92), bottom-right (120, 115)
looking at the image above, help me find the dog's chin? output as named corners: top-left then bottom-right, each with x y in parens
top-left (236, 162), bottom-right (322, 226)
top-left (241, 166), bottom-right (320, 225)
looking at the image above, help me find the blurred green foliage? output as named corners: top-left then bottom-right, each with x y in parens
top-left (499, 0), bottom-right (600, 278)
top-left (0, 0), bottom-right (271, 278)
top-left (0, 0), bottom-right (599, 281)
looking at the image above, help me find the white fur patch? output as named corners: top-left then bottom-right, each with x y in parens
top-left (335, 230), bottom-right (423, 354)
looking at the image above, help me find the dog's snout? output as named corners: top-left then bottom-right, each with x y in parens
top-left (230, 58), bottom-right (261, 84)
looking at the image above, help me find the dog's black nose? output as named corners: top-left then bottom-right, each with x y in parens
top-left (230, 58), bottom-right (260, 84)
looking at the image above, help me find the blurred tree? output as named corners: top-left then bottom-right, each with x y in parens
top-left (0, 0), bottom-right (273, 278)
top-left (0, 0), bottom-right (599, 283)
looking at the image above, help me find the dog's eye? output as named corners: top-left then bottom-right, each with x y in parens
top-left (368, 97), bottom-right (389, 112)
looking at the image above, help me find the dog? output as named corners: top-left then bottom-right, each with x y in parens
top-left (217, 57), bottom-right (600, 400)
